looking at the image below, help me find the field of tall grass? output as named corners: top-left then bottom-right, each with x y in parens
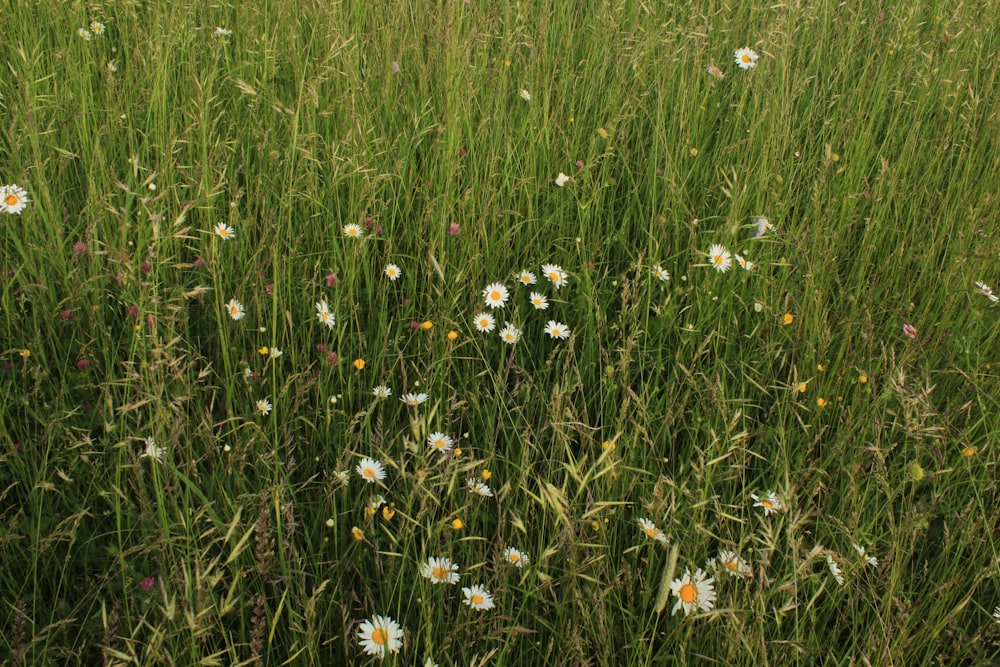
top-left (2, 0), bottom-right (999, 664)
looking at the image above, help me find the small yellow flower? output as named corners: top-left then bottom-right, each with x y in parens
top-left (797, 382), bottom-right (808, 393)
top-left (960, 446), bottom-right (976, 457)
top-left (817, 364), bottom-right (825, 372)
top-left (451, 518), bottom-right (464, 530)
top-left (382, 505), bottom-right (396, 520)
top-left (481, 469), bottom-right (491, 480)
top-left (783, 313), bottom-right (794, 325)
top-left (503, 59), bottom-right (510, 67)
top-left (19, 349), bottom-right (30, 358)
top-left (421, 320), bottom-right (433, 330)
top-left (689, 147), bottom-right (699, 157)
top-left (351, 526), bottom-right (365, 541)
top-left (858, 374), bottom-right (868, 384)
top-left (447, 330), bottom-right (458, 341)
top-left (602, 440), bottom-right (616, 452)
top-left (258, 346), bottom-right (269, 355)
top-left (353, 358), bottom-right (365, 370)
top-left (591, 520), bottom-right (602, 532)
top-left (454, 448), bottom-right (462, 458)
top-left (364, 506), bottom-right (377, 518)
top-left (816, 397), bottom-right (827, 407)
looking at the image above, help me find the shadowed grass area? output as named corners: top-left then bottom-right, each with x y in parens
top-left (1, 0), bottom-right (999, 665)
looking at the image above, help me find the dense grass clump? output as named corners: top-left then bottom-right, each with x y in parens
top-left (2, 1), bottom-right (999, 665)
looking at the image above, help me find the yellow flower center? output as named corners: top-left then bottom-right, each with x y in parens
top-left (363, 468), bottom-right (375, 478)
top-left (713, 255), bottom-right (724, 265)
top-left (5, 194), bottom-right (19, 206)
top-left (548, 272), bottom-right (559, 281)
top-left (761, 499), bottom-right (773, 509)
top-left (490, 291), bottom-right (500, 300)
top-left (552, 328), bottom-right (561, 336)
top-left (725, 560), bottom-right (738, 572)
top-left (432, 567), bottom-right (448, 579)
top-left (471, 594), bottom-right (483, 605)
top-left (679, 583), bottom-right (697, 603)
top-left (479, 319), bottom-right (489, 327)
top-left (509, 553), bottom-right (519, 562)
top-left (348, 228), bottom-right (357, 236)
top-left (741, 54), bottom-right (752, 63)
top-left (434, 440), bottom-right (444, 449)
top-left (371, 628), bottom-right (387, 645)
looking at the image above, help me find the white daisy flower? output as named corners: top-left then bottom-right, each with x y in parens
top-left (708, 244), bottom-right (733, 273)
top-left (974, 281), bottom-right (999, 303)
top-left (826, 554), bottom-right (845, 586)
top-left (503, 547), bottom-right (529, 568)
top-left (653, 264), bottom-right (670, 282)
top-left (1, 185), bottom-right (30, 215)
top-left (420, 556), bottom-right (460, 585)
top-left (213, 222), bottom-right (235, 240)
top-left (401, 392), bottom-right (428, 406)
top-left (373, 385), bottom-right (392, 399)
top-left (315, 300), bottom-right (335, 329)
top-left (256, 399), bottom-right (272, 416)
top-left (517, 270), bottom-right (537, 286)
top-left (637, 517), bottom-right (667, 543)
top-left (427, 432), bottom-right (454, 453)
top-left (473, 312), bottom-right (496, 333)
top-left (709, 549), bottom-right (752, 579)
top-left (343, 223), bottom-right (363, 239)
top-left (357, 615), bottom-right (403, 658)
top-left (519, 89), bottom-right (531, 101)
top-left (384, 263), bottom-right (402, 281)
top-left (751, 491), bottom-right (782, 516)
top-left (226, 298), bottom-right (245, 321)
top-left (670, 568), bottom-right (716, 616)
top-left (466, 478), bottom-right (494, 497)
top-left (852, 543), bottom-right (878, 568)
top-left (482, 282), bottom-right (510, 309)
top-left (214, 27), bottom-right (233, 37)
top-left (543, 320), bottom-right (570, 340)
top-left (140, 436), bottom-right (165, 463)
top-left (356, 457), bottom-right (386, 483)
top-left (462, 584), bottom-right (495, 611)
top-left (529, 292), bottom-right (549, 310)
top-left (77, 28), bottom-right (93, 41)
top-left (735, 254), bottom-right (754, 271)
top-left (734, 47), bottom-right (759, 70)
top-left (541, 263), bottom-right (568, 288)
top-left (499, 323), bottom-right (521, 344)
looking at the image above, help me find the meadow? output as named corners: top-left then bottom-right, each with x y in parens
top-left (2, 0), bottom-right (1000, 664)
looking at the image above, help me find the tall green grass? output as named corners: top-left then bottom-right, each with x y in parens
top-left (2, 0), bottom-right (999, 664)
